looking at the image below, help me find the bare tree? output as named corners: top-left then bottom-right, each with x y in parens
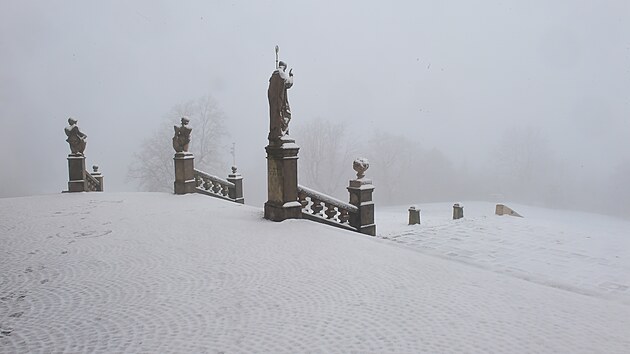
top-left (293, 119), bottom-right (358, 197)
top-left (128, 95), bottom-right (228, 192)
top-left (365, 131), bottom-right (460, 204)
top-left (365, 131), bottom-right (415, 203)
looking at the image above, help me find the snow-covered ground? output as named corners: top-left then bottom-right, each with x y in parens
top-left (1, 193), bottom-right (629, 353)
top-left (378, 202), bottom-right (630, 305)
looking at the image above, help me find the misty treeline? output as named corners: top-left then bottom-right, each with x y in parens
top-left (293, 120), bottom-right (467, 205)
top-left (127, 95), bottom-right (228, 192)
top-left (128, 96), bottom-right (629, 219)
top-left (295, 120), bottom-right (630, 218)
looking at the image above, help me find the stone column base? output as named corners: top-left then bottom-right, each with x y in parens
top-left (174, 152), bottom-right (195, 194)
top-left (356, 222), bottom-right (376, 236)
top-left (264, 201), bottom-right (302, 221)
top-left (67, 154), bottom-right (86, 192)
top-left (264, 138), bottom-right (301, 222)
top-left (348, 178), bottom-right (376, 236)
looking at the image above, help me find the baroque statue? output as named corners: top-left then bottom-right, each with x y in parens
top-left (172, 117), bottom-right (192, 153)
top-left (64, 117), bottom-right (87, 155)
top-left (268, 58), bottom-right (294, 142)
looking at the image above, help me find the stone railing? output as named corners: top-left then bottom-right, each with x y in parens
top-left (66, 153), bottom-right (104, 193)
top-left (85, 172), bottom-right (100, 191)
top-left (298, 185), bottom-right (358, 232)
top-left (193, 167), bottom-right (244, 204)
top-left (295, 158), bottom-right (376, 236)
top-left (85, 165), bottom-right (103, 192)
top-left (171, 117), bottom-right (244, 203)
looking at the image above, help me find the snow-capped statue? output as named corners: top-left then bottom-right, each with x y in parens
top-left (64, 117), bottom-right (87, 155)
top-left (267, 59), bottom-right (294, 142)
top-left (172, 117), bottom-right (192, 153)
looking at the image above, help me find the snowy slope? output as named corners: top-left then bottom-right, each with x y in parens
top-left (377, 202), bottom-right (630, 305)
top-left (1, 193), bottom-right (629, 353)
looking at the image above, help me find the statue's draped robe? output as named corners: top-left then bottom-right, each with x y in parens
top-left (64, 125), bottom-right (87, 154)
top-left (267, 68), bottom-right (293, 141)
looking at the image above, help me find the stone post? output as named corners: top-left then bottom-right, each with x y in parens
top-left (227, 166), bottom-right (244, 204)
top-left (90, 165), bottom-right (104, 192)
top-left (174, 152), bottom-right (195, 194)
top-left (348, 158), bottom-right (376, 236)
top-left (453, 203), bottom-right (464, 220)
top-left (408, 206), bottom-right (421, 225)
top-left (264, 138), bottom-right (302, 221)
top-left (67, 154), bottom-right (86, 192)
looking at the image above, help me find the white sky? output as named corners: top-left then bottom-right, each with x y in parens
top-left (1, 0), bottom-right (629, 197)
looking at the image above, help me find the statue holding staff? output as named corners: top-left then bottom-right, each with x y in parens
top-left (268, 46), bottom-right (294, 142)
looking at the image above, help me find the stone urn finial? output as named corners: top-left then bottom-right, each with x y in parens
top-left (231, 165), bottom-right (238, 174)
top-left (353, 157), bottom-right (370, 179)
top-left (92, 165), bottom-right (99, 173)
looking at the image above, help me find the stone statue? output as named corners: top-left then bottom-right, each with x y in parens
top-left (268, 60), bottom-right (294, 142)
top-left (172, 117), bottom-right (192, 153)
top-left (64, 117), bottom-right (87, 155)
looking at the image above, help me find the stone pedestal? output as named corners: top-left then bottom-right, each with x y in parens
top-left (264, 138), bottom-right (302, 221)
top-left (67, 154), bottom-right (86, 192)
top-left (174, 152), bottom-right (195, 194)
top-left (453, 203), bottom-right (464, 220)
top-left (408, 206), bottom-right (421, 225)
top-left (227, 166), bottom-right (244, 204)
top-left (348, 178), bottom-right (376, 236)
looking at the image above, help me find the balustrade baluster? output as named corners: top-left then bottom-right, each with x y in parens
top-left (221, 184), bottom-right (229, 196)
top-left (298, 191), bottom-right (308, 209)
top-left (311, 198), bottom-right (323, 215)
top-left (325, 203), bottom-right (337, 219)
top-left (203, 178), bottom-right (212, 191)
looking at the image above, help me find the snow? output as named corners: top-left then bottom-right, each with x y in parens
top-left (377, 202), bottom-right (630, 305)
top-left (1, 193), bottom-right (629, 353)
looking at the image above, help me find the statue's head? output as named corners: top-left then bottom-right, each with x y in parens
top-left (181, 116), bottom-right (190, 125)
top-left (278, 61), bottom-right (287, 70)
top-left (68, 117), bottom-right (77, 125)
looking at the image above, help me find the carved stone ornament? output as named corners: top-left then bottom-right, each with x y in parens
top-left (64, 117), bottom-right (87, 155)
top-left (353, 158), bottom-right (370, 179)
top-left (172, 117), bottom-right (192, 153)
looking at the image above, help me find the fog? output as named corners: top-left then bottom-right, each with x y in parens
top-left (1, 1), bottom-right (629, 217)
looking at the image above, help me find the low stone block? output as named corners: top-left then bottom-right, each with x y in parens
top-left (495, 204), bottom-right (523, 217)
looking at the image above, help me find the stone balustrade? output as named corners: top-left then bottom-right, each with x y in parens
top-left (194, 167), bottom-right (244, 204)
top-left (296, 157), bottom-right (376, 237)
top-left (66, 154), bottom-right (103, 193)
top-left (85, 171), bottom-right (100, 192)
top-left (298, 185), bottom-right (357, 231)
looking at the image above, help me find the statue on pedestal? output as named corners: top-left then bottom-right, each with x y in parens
top-left (64, 117), bottom-right (87, 155)
top-left (268, 54), bottom-right (294, 142)
top-left (172, 117), bottom-right (192, 153)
